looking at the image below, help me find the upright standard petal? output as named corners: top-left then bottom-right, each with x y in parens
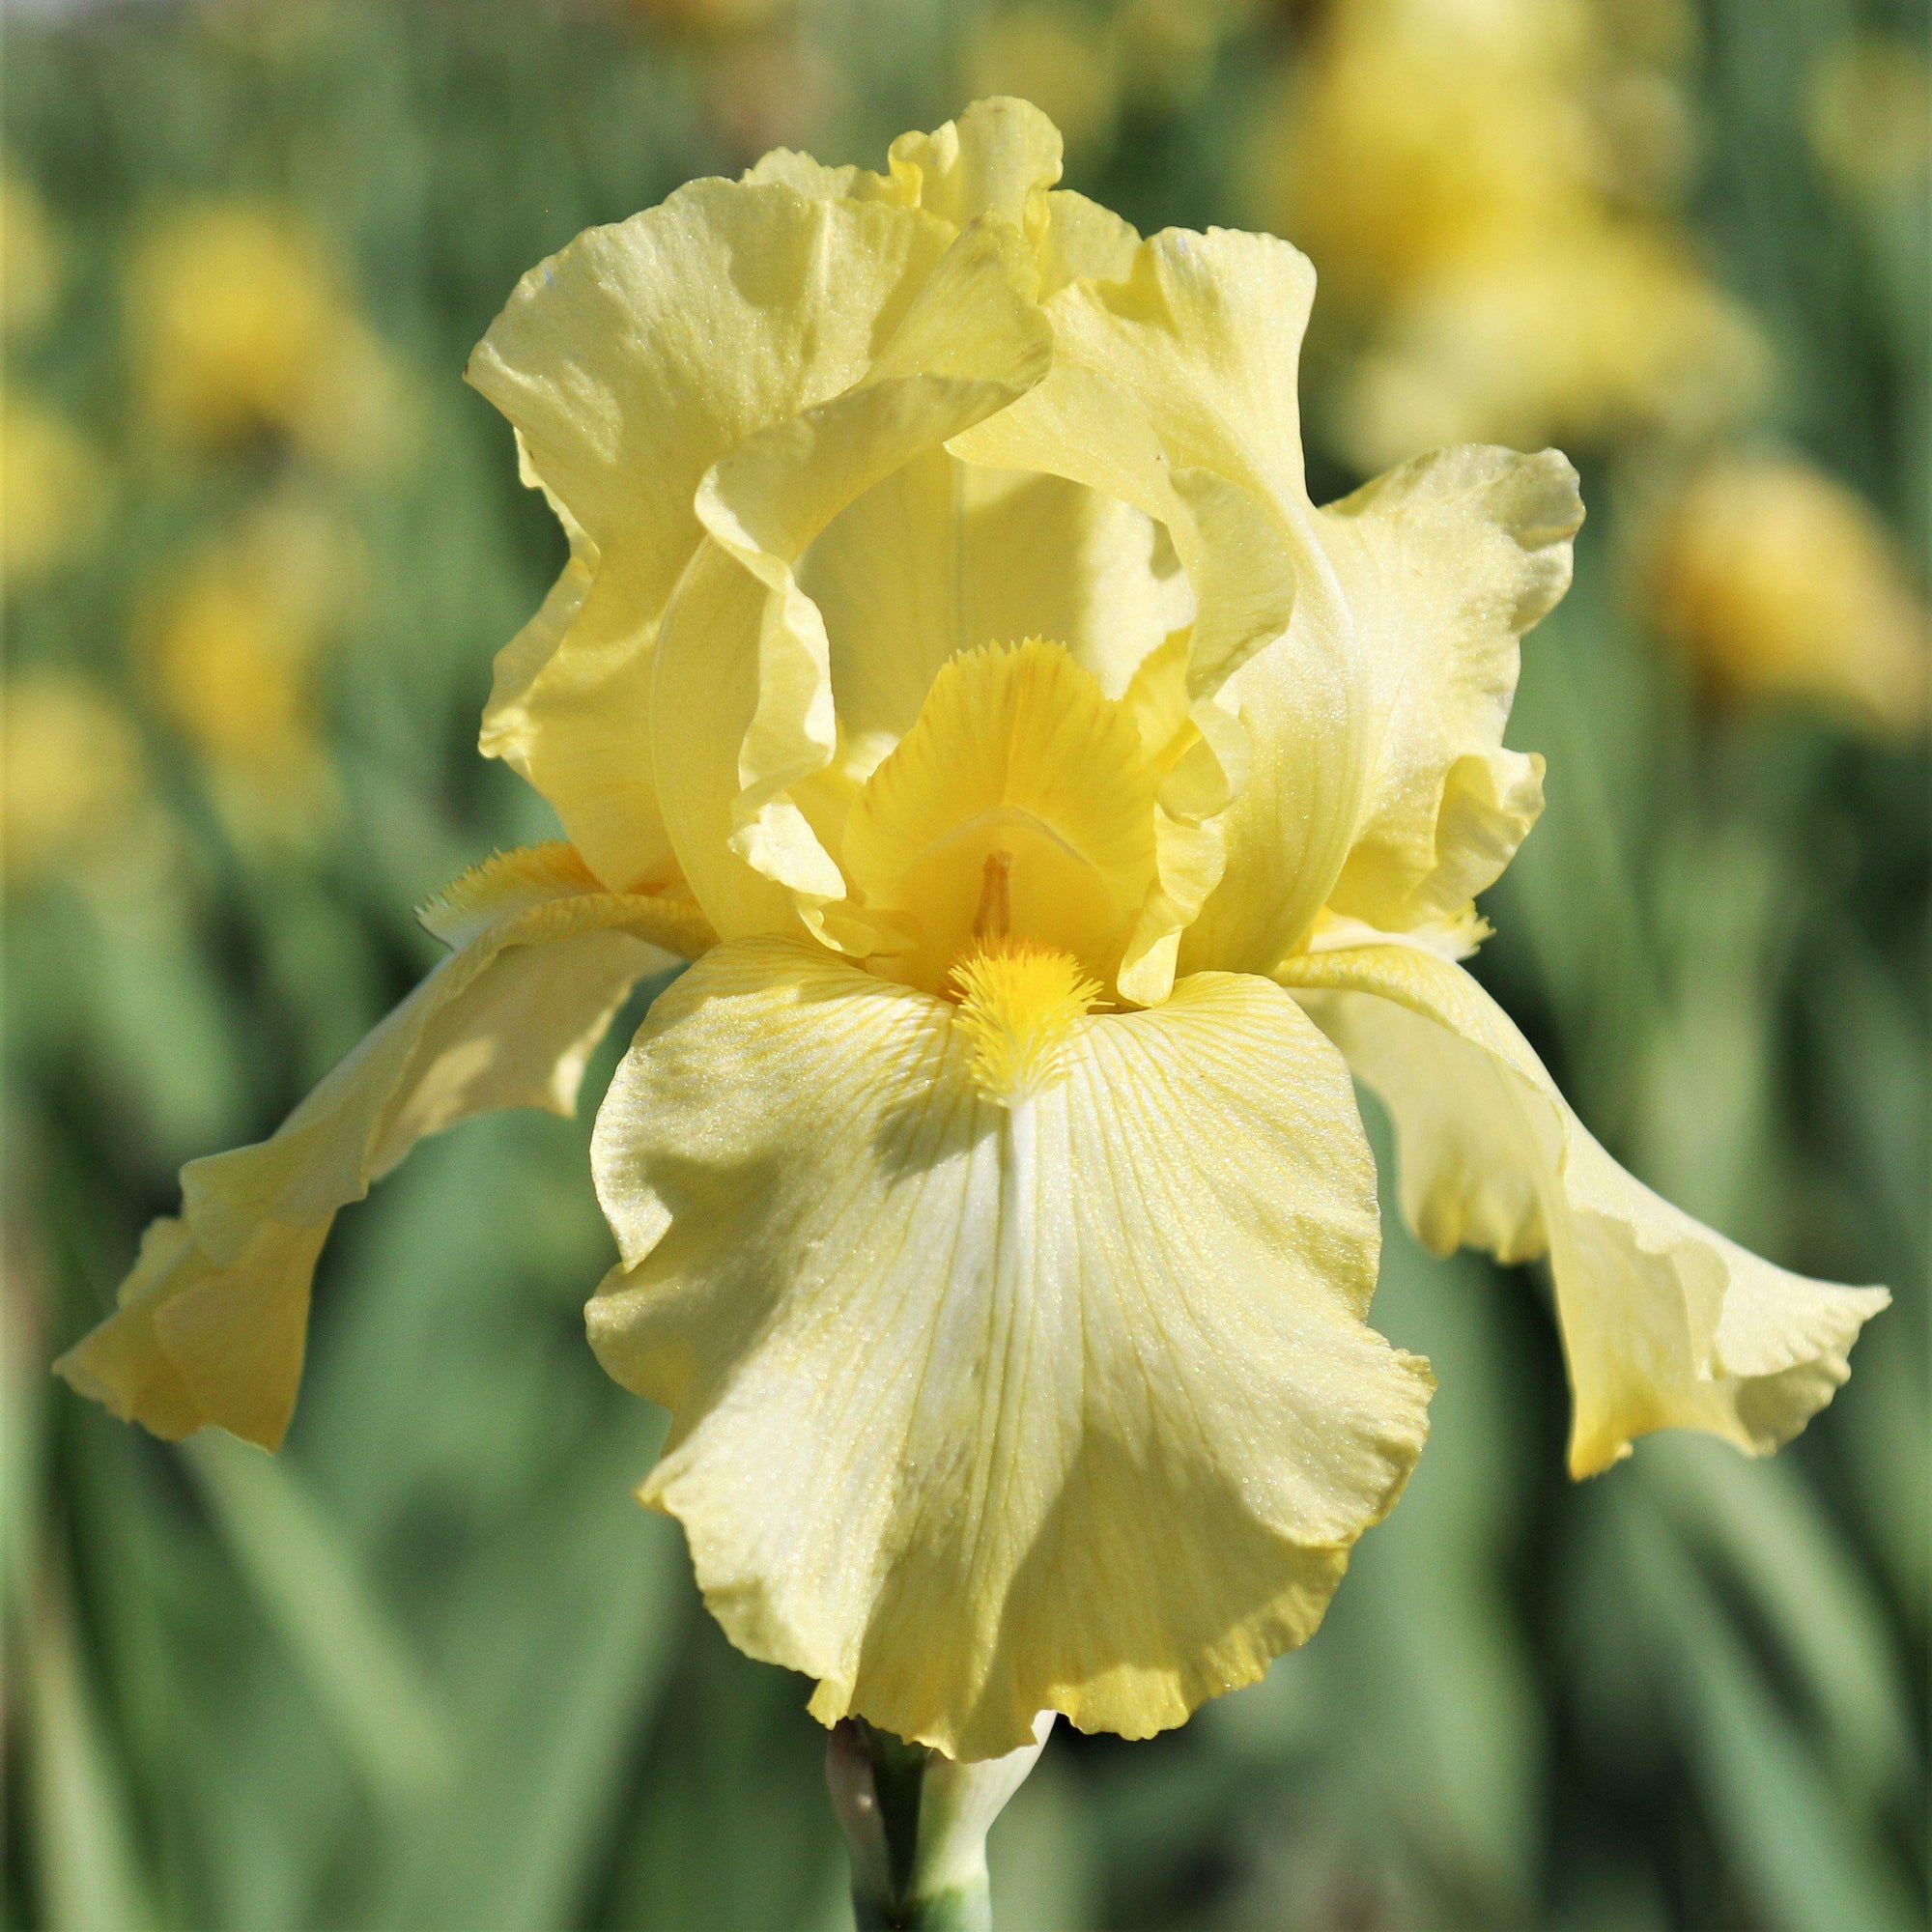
top-left (466, 179), bottom-right (956, 890)
top-left (1316, 445), bottom-right (1581, 933)
top-left (800, 459), bottom-right (1194, 766)
top-left (588, 939), bottom-right (1432, 1761)
top-left (1277, 941), bottom-right (1889, 1478)
top-left (55, 847), bottom-right (712, 1449)
top-left (649, 216), bottom-right (1052, 941)
top-left (885, 97), bottom-right (1065, 235)
top-left (957, 226), bottom-right (1372, 977)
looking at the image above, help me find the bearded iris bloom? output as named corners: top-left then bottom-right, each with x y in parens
top-left (58, 99), bottom-right (1887, 1766)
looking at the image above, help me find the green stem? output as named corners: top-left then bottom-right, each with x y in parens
top-left (826, 1716), bottom-right (1049, 1932)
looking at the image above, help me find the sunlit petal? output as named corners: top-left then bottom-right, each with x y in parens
top-left (1279, 941), bottom-right (1888, 1477)
top-left (588, 938), bottom-right (1432, 1760)
top-left (55, 847), bottom-right (706, 1448)
top-left (466, 178), bottom-right (957, 889)
top-left (1321, 444), bottom-right (1581, 932)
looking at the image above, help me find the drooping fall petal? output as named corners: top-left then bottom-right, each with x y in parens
top-left (1278, 940), bottom-right (1889, 1477)
top-left (588, 938), bottom-right (1433, 1759)
top-left (55, 847), bottom-right (711, 1449)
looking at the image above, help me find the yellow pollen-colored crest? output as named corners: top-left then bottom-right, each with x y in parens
top-left (842, 638), bottom-right (1162, 996)
top-left (949, 938), bottom-right (1099, 1103)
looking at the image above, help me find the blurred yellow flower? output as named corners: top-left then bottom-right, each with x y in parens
top-left (3, 171), bottom-right (64, 340)
top-left (1255, 0), bottom-right (1764, 465)
top-left (2, 391), bottom-right (110, 590)
top-left (1340, 222), bottom-right (1766, 466)
top-left (139, 497), bottom-right (357, 842)
top-left (2, 670), bottom-right (160, 891)
top-left (126, 203), bottom-right (409, 474)
top-left (61, 100), bottom-right (1886, 1765)
top-left (1807, 34), bottom-right (1931, 200)
top-left (1649, 453), bottom-right (1929, 734)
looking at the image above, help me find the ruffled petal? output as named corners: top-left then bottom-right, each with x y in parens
top-left (54, 847), bottom-right (708, 1449)
top-left (953, 226), bottom-right (1321, 700)
top-left (1036, 191), bottom-right (1140, 298)
top-left (587, 939), bottom-right (1432, 1760)
top-left (954, 227), bottom-right (1369, 974)
top-left (1277, 941), bottom-right (1889, 1478)
top-left (744, 107), bottom-right (1134, 299)
top-left (799, 457), bottom-right (1195, 763)
top-left (886, 97), bottom-right (1065, 234)
top-left (466, 178), bottom-right (956, 889)
top-left (1319, 445), bottom-right (1581, 931)
top-left (651, 215), bottom-right (1053, 937)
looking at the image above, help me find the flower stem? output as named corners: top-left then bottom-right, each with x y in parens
top-left (826, 1716), bottom-right (1051, 1932)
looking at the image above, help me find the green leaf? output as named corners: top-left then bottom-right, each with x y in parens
top-left (21, 1573), bottom-right (156, 1932)
top-left (1640, 1436), bottom-right (1914, 1804)
top-left (182, 1431), bottom-right (453, 1813)
top-left (1620, 1492), bottom-right (1919, 1932)
top-left (367, 1406), bottom-right (685, 1932)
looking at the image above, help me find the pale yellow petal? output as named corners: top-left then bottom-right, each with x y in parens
top-left (743, 113), bottom-right (1134, 298)
top-left (841, 639), bottom-right (1160, 992)
top-left (54, 851), bottom-right (694, 1449)
top-left (953, 227), bottom-right (1370, 972)
top-left (1278, 942), bottom-right (1889, 1478)
top-left (799, 457), bottom-right (1195, 767)
top-left (413, 840), bottom-right (717, 953)
top-left (50, 1217), bottom-right (317, 1447)
top-left (587, 939), bottom-right (1432, 1760)
top-left (1184, 447), bottom-right (1579, 970)
top-left (1319, 445), bottom-right (1580, 931)
top-left (651, 216), bottom-right (1052, 933)
top-left (953, 227), bottom-right (1323, 698)
top-left (738, 149), bottom-right (912, 206)
top-left (465, 178), bottom-right (956, 888)
top-left (1036, 190), bottom-right (1141, 298)
top-left (886, 97), bottom-right (1065, 234)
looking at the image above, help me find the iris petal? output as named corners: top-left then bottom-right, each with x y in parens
top-left (1279, 941), bottom-right (1889, 1477)
top-left (55, 848), bottom-right (706, 1448)
top-left (588, 938), bottom-right (1432, 1760)
top-left (466, 179), bottom-right (957, 891)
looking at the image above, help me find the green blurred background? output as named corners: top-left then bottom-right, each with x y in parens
top-left (2, 2), bottom-right (1925, 1927)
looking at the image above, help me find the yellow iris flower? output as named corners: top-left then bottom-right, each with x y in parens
top-left (2, 671), bottom-right (162, 892)
top-left (57, 100), bottom-right (1887, 1762)
top-left (1, 391), bottom-right (110, 591)
top-left (1255, 0), bottom-right (1765, 466)
top-left (127, 202), bottom-right (408, 475)
top-left (1648, 453), bottom-right (1929, 735)
top-left (139, 495), bottom-right (358, 844)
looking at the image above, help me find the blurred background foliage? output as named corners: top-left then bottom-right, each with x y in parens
top-left (1, 0), bottom-right (1925, 1927)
